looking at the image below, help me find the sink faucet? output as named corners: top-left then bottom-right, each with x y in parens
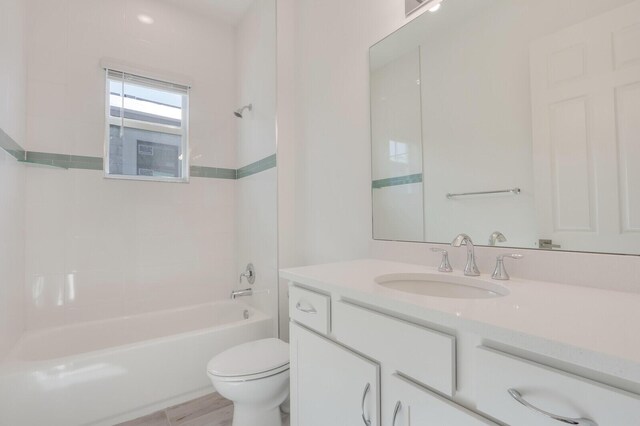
top-left (451, 233), bottom-right (480, 276)
top-left (488, 231), bottom-right (506, 246)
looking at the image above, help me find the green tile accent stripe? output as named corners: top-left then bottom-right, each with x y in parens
top-left (372, 173), bottom-right (423, 189)
top-left (237, 154), bottom-right (277, 179)
top-left (0, 127), bottom-right (26, 161)
top-left (7, 140), bottom-right (276, 180)
top-left (190, 165), bottom-right (237, 179)
top-left (24, 152), bottom-right (103, 170)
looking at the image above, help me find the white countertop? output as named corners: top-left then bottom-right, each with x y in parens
top-left (281, 259), bottom-right (640, 382)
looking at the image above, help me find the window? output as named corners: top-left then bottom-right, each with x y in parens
top-left (105, 70), bottom-right (189, 182)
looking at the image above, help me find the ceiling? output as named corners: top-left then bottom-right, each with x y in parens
top-left (161, 0), bottom-right (255, 25)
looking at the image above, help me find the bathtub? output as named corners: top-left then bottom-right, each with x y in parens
top-left (0, 300), bottom-right (273, 426)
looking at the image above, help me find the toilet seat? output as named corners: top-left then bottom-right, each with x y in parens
top-left (209, 363), bottom-right (289, 382)
top-left (207, 338), bottom-right (289, 382)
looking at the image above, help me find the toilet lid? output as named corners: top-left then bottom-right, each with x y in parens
top-left (207, 338), bottom-right (289, 378)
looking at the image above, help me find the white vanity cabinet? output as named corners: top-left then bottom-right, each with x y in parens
top-left (385, 373), bottom-right (498, 426)
top-left (290, 323), bottom-right (380, 426)
top-left (286, 279), bottom-right (640, 426)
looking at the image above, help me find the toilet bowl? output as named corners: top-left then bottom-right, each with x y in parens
top-left (207, 338), bottom-right (290, 426)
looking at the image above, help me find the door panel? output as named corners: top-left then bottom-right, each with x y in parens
top-left (530, 0), bottom-right (640, 252)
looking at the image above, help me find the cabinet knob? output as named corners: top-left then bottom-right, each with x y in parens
top-left (508, 389), bottom-right (597, 426)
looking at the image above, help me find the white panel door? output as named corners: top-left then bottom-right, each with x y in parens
top-left (290, 323), bottom-right (380, 426)
top-left (383, 373), bottom-right (497, 426)
top-left (530, 0), bottom-right (640, 253)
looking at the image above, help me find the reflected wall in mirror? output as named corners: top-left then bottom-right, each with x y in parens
top-left (371, 0), bottom-right (640, 255)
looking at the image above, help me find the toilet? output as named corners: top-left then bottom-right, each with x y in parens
top-left (207, 338), bottom-right (290, 426)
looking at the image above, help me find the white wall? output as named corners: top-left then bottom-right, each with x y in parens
top-left (235, 0), bottom-right (279, 336)
top-left (290, 0), bottom-right (415, 265)
top-left (285, 0), bottom-right (640, 294)
top-left (0, 0), bottom-right (26, 359)
top-left (24, 0), bottom-right (239, 329)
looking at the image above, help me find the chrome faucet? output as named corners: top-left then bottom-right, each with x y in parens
top-left (231, 288), bottom-right (253, 299)
top-left (431, 247), bottom-right (453, 272)
top-left (451, 233), bottom-right (480, 276)
top-left (492, 253), bottom-right (523, 280)
top-left (239, 263), bottom-right (255, 284)
top-left (488, 231), bottom-right (506, 246)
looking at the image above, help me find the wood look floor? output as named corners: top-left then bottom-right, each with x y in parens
top-left (115, 392), bottom-right (290, 426)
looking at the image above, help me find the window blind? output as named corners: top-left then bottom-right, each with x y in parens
top-left (106, 69), bottom-right (190, 95)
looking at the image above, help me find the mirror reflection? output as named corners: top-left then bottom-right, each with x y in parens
top-left (370, 0), bottom-right (640, 255)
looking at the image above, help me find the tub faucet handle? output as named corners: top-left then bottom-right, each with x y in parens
top-left (431, 248), bottom-right (453, 272)
top-left (239, 263), bottom-right (255, 285)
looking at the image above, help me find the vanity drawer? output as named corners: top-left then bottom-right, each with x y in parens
top-left (476, 346), bottom-right (640, 426)
top-left (333, 301), bottom-right (456, 396)
top-left (386, 373), bottom-right (497, 426)
top-left (289, 285), bottom-right (331, 335)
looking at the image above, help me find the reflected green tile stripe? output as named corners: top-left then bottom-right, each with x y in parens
top-left (190, 165), bottom-right (237, 179)
top-left (0, 127), bottom-right (26, 161)
top-left (372, 173), bottom-right (423, 189)
top-left (25, 152), bottom-right (103, 170)
top-left (237, 154), bottom-right (277, 179)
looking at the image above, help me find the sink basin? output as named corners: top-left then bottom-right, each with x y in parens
top-left (375, 273), bottom-right (509, 299)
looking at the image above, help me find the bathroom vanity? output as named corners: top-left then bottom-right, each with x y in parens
top-left (282, 259), bottom-right (640, 426)
top-left (282, 0), bottom-right (640, 424)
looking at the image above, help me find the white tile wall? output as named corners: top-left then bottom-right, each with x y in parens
top-left (25, 168), bottom-right (237, 329)
top-left (0, 0), bottom-right (26, 359)
top-left (236, 169), bottom-right (278, 333)
top-left (373, 183), bottom-right (424, 242)
top-left (26, 0), bottom-right (238, 168)
top-left (235, 0), bottom-right (279, 336)
top-left (235, 0), bottom-right (277, 167)
top-left (0, 151), bottom-right (26, 358)
top-left (23, 0), bottom-right (242, 329)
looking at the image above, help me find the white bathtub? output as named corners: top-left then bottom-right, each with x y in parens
top-left (0, 300), bottom-right (272, 426)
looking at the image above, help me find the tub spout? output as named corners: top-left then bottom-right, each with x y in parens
top-left (231, 288), bottom-right (253, 299)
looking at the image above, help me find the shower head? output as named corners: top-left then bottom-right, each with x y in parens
top-left (234, 104), bottom-right (252, 118)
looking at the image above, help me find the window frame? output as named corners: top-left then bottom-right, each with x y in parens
top-left (103, 69), bottom-right (190, 183)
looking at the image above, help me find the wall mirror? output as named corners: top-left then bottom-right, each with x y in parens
top-left (371, 0), bottom-right (640, 255)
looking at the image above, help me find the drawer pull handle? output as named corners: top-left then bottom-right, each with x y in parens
top-left (361, 383), bottom-right (372, 426)
top-left (295, 302), bottom-right (317, 314)
top-left (508, 389), bottom-right (597, 426)
top-left (391, 401), bottom-right (402, 426)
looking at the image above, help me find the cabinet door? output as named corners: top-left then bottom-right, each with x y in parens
top-left (385, 373), bottom-right (497, 426)
top-left (290, 323), bottom-right (380, 426)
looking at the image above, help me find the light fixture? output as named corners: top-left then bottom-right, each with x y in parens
top-left (137, 14), bottom-right (154, 25)
top-left (427, 0), bottom-right (443, 13)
